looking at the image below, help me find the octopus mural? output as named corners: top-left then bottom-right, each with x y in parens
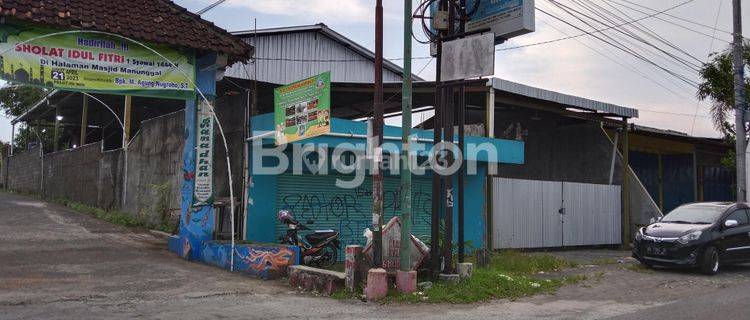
top-left (234, 246), bottom-right (297, 279)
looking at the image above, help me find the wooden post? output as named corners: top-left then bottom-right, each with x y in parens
top-left (621, 118), bottom-right (631, 247)
top-left (80, 95), bottom-right (88, 146)
top-left (123, 95), bottom-right (132, 147)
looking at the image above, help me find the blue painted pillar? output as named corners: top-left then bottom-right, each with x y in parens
top-left (179, 52), bottom-right (218, 260)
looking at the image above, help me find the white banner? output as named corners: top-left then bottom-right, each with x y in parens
top-left (194, 100), bottom-right (214, 206)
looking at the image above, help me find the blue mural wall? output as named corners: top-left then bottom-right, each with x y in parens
top-left (170, 237), bottom-right (300, 280)
top-left (178, 53), bottom-right (217, 261)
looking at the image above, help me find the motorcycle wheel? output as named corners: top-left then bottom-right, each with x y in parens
top-left (317, 244), bottom-right (338, 268)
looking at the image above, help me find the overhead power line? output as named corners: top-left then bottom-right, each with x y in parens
top-left (537, 3), bottom-right (699, 88)
top-left (609, 0), bottom-right (733, 44)
top-left (546, 0), bottom-right (701, 73)
top-left (197, 0), bottom-right (227, 15)
top-left (691, 0), bottom-right (725, 135)
top-left (615, 0), bottom-right (742, 39)
top-left (639, 109), bottom-right (711, 117)
top-left (499, 0), bottom-right (698, 51)
top-left (580, 0), bottom-right (704, 65)
top-left (556, 0), bottom-right (702, 86)
top-left (535, 14), bottom-right (691, 99)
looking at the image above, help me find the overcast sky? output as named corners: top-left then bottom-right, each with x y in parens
top-left (1, 0), bottom-right (749, 142)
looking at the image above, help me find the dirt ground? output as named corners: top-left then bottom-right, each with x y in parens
top-left (2, 191), bottom-right (750, 320)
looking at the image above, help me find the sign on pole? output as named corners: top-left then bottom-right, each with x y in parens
top-left (440, 33), bottom-right (496, 82)
top-left (194, 100), bottom-right (214, 206)
top-left (274, 72), bottom-right (331, 145)
top-left (0, 24), bottom-right (196, 100)
top-left (364, 217), bottom-right (430, 272)
top-left (466, 0), bottom-right (535, 42)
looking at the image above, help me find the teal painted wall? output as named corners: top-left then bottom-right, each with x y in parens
top-left (245, 112), bottom-right (523, 258)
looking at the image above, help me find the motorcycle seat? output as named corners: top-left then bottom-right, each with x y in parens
top-left (305, 231), bottom-right (338, 245)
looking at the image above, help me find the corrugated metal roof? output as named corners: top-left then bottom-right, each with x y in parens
top-left (228, 23), bottom-right (423, 84)
top-left (490, 78), bottom-right (639, 118)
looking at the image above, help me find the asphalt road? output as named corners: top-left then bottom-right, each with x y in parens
top-left (2, 191), bottom-right (750, 319)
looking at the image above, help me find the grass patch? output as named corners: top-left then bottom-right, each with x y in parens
top-left (623, 263), bottom-right (655, 274)
top-left (2, 190), bottom-right (176, 232)
top-left (55, 198), bottom-right (174, 232)
top-left (393, 251), bottom-right (583, 304)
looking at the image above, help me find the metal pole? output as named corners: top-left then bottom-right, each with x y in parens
top-left (484, 85), bottom-right (494, 254)
top-left (399, 0), bottom-right (414, 271)
top-left (80, 95), bottom-right (88, 145)
top-left (457, 0), bottom-right (467, 264)
top-left (442, 0), bottom-right (457, 275)
top-left (431, 0), bottom-right (446, 280)
top-left (123, 95), bottom-right (133, 147)
top-left (372, 0), bottom-right (385, 268)
top-left (33, 128), bottom-right (44, 195)
top-left (53, 105), bottom-right (60, 152)
top-left (732, 0), bottom-right (746, 202)
top-left (458, 83), bottom-right (465, 263)
top-left (10, 123), bottom-right (15, 155)
top-left (443, 84), bottom-right (454, 274)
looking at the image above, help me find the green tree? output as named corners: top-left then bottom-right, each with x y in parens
top-left (0, 84), bottom-right (52, 151)
top-left (697, 42), bottom-right (750, 138)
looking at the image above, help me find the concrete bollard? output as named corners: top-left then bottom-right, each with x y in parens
top-left (457, 263), bottom-right (474, 279)
top-left (302, 273), bottom-right (315, 291)
top-left (345, 245), bottom-right (363, 292)
top-left (475, 249), bottom-right (491, 267)
top-left (438, 273), bottom-right (460, 283)
top-left (365, 268), bottom-right (388, 301)
top-left (289, 269), bottom-right (300, 287)
top-left (396, 270), bottom-right (417, 294)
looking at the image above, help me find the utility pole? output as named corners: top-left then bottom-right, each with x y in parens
top-left (399, 0), bottom-right (414, 271)
top-left (431, 0), bottom-right (446, 280)
top-left (372, 0), bottom-right (385, 268)
top-left (732, 0), bottom-right (746, 202)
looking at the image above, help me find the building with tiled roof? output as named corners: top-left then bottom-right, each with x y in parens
top-left (0, 0), bottom-right (252, 62)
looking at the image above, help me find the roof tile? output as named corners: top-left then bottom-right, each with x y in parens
top-left (1, 0), bottom-right (252, 61)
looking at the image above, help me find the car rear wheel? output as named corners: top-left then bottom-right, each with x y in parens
top-left (700, 246), bottom-right (720, 275)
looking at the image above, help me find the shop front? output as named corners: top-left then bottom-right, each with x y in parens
top-left (245, 112), bottom-right (525, 260)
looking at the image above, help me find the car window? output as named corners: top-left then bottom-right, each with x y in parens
top-left (661, 205), bottom-right (725, 224)
top-left (725, 210), bottom-right (749, 226)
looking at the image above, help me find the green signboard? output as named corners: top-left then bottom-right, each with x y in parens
top-left (0, 24), bottom-right (195, 100)
top-left (274, 72), bottom-right (331, 145)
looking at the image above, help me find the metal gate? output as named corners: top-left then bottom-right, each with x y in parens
top-left (493, 177), bottom-right (621, 249)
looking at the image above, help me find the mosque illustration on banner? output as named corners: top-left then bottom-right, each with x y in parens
top-left (0, 55), bottom-right (55, 87)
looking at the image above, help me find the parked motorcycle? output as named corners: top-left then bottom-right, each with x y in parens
top-left (277, 210), bottom-right (340, 268)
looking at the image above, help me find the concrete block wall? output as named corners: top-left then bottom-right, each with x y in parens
top-left (4, 95), bottom-right (245, 225)
top-left (3, 110), bottom-right (187, 225)
top-left (42, 142), bottom-right (102, 206)
top-left (121, 110), bottom-right (185, 225)
top-left (5, 146), bottom-right (42, 194)
top-left (97, 149), bottom-right (124, 210)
